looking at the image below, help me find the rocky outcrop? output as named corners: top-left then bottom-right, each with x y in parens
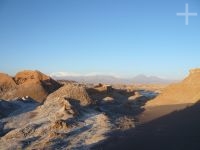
top-left (0, 73), bottom-right (17, 93)
top-left (0, 83), bottom-right (93, 149)
top-left (145, 68), bottom-right (200, 107)
top-left (0, 70), bottom-right (62, 102)
top-left (47, 83), bottom-right (92, 106)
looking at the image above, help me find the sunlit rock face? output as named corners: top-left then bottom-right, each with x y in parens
top-left (0, 70), bottom-right (62, 102)
top-left (145, 68), bottom-right (200, 107)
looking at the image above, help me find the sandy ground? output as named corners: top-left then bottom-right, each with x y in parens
top-left (93, 102), bottom-right (200, 150)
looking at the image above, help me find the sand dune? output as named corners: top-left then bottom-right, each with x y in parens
top-left (146, 68), bottom-right (200, 107)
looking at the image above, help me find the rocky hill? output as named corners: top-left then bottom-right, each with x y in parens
top-left (0, 70), bottom-right (62, 102)
top-left (0, 73), bottom-right (17, 93)
top-left (145, 69), bottom-right (200, 107)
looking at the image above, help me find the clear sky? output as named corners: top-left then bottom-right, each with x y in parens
top-left (0, 0), bottom-right (200, 79)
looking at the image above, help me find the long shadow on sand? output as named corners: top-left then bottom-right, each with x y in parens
top-left (88, 88), bottom-right (157, 127)
top-left (92, 101), bottom-right (200, 150)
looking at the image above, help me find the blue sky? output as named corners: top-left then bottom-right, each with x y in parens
top-left (0, 0), bottom-right (200, 79)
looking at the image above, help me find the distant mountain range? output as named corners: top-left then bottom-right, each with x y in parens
top-left (51, 74), bottom-right (177, 84)
top-left (132, 75), bottom-right (177, 84)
